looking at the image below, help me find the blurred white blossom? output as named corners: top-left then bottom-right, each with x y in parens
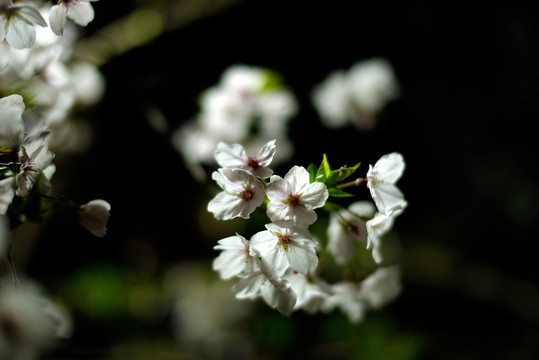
top-left (312, 58), bottom-right (399, 130)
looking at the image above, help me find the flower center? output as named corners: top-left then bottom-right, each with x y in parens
top-left (239, 187), bottom-right (254, 200)
top-left (277, 234), bottom-right (291, 252)
top-left (284, 193), bottom-right (302, 208)
top-left (246, 156), bottom-right (259, 170)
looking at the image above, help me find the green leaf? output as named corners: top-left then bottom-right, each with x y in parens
top-left (328, 187), bottom-right (355, 198)
top-left (325, 162), bottom-right (361, 187)
top-left (260, 69), bottom-right (283, 92)
top-left (314, 154), bottom-right (331, 183)
top-left (307, 163), bottom-right (318, 183)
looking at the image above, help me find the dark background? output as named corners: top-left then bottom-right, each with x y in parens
top-left (19, 1), bottom-right (539, 359)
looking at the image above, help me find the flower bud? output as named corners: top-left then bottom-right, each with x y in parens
top-left (78, 199), bottom-right (111, 237)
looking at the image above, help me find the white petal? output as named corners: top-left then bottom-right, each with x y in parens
top-left (17, 5), bottom-right (47, 27)
top-left (49, 4), bottom-right (67, 36)
top-left (373, 152), bottom-right (405, 184)
top-left (67, 1), bottom-right (94, 27)
top-left (371, 183), bottom-right (406, 215)
top-left (214, 142), bottom-right (245, 168)
top-left (6, 16), bottom-right (35, 49)
top-left (207, 192), bottom-right (244, 220)
top-left (286, 242), bottom-right (318, 275)
top-left (283, 166), bottom-right (310, 193)
top-left (301, 181), bottom-right (329, 209)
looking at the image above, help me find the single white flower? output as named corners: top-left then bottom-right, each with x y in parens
top-left (233, 257), bottom-right (297, 315)
top-left (49, 0), bottom-right (96, 36)
top-left (0, 2), bottom-right (47, 50)
top-left (266, 165), bottom-right (328, 227)
top-left (327, 201), bottom-right (375, 265)
top-left (250, 223), bottom-right (318, 277)
top-left (212, 234), bottom-right (257, 280)
top-left (78, 199), bottom-right (110, 237)
top-left (366, 152), bottom-right (407, 216)
top-left (208, 168), bottom-right (265, 220)
top-left (16, 130), bottom-right (55, 197)
top-left (358, 265), bottom-right (401, 310)
top-left (215, 139), bottom-right (276, 179)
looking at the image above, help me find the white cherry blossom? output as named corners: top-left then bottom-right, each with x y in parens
top-left (366, 152), bottom-right (407, 216)
top-left (49, 0), bottom-right (96, 36)
top-left (365, 209), bottom-right (404, 264)
top-left (16, 130), bottom-right (55, 197)
top-left (0, 2), bottom-right (47, 50)
top-left (250, 223), bottom-right (318, 277)
top-left (213, 234), bottom-right (257, 280)
top-left (215, 139), bottom-right (276, 179)
top-left (208, 168), bottom-right (265, 220)
top-left (266, 165), bottom-right (328, 227)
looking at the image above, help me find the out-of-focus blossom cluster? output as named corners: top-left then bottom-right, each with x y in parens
top-left (1, 2), bottom-right (109, 359)
top-left (172, 64), bottom-right (298, 181)
top-left (208, 139), bottom-right (407, 322)
top-left (311, 57), bottom-right (399, 131)
top-left (1, 1), bottom-right (105, 154)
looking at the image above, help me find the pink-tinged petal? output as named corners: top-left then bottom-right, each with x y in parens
top-left (6, 17), bottom-right (35, 49)
top-left (49, 4), bottom-right (67, 36)
top-left (67, 0), bottom-right (94, 27)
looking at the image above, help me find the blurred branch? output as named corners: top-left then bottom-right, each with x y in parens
top-left (72, 0), bottom-right (246, 66)
top-left (402, 244), bottom-right (539, 325)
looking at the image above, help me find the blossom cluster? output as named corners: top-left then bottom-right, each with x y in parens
top-left (172, 64), bottom-right (298, 181)
top-left (208, 139), bottom-right (407, 322)
top-left (1, 2), bottom-right (110, 358)
top-left (311, 57), bottom-right (399, 131)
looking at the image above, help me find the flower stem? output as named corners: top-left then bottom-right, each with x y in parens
top-left (336, 177), bottom-right (367, 189)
